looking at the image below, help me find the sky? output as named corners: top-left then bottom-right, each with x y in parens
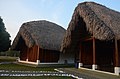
top-left (0, 0), bottom-right (120, 42)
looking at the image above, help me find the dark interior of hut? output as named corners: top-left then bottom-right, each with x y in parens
top-left (76, 15), bottom-right (116, 72)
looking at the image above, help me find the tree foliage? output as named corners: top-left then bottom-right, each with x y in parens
top-left (0, 17), bottom-right (11, 52)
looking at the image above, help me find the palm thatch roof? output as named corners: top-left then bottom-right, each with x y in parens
top-left (61, 2), bottom-right (120, 53)
top-left (11, 20), bottom-right (66, 51)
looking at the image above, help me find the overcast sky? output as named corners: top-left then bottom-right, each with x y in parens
top-left (0, 0), bottom-right (120, 42)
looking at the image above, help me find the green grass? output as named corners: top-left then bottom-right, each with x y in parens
top-left (0, 56), bottom-right (17, 62)
top-left (0, 56), bottom-right (54, 71)
top-left (0, 76), bottom-right (72, 79)
top-left (0, 56), bottom-right (74, 71)
top-left (0, 56), bottom-right (73, 79)
top-left (0, 64), bottom-right (55, 71)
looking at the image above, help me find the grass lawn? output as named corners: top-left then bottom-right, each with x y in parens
top-left (0, 76), bottom-right (72, 79)
top-left (0, 56), bottom-right (74, 71)
top-left (0, 56), bottom-right (54, 71)
top-left (0, 56), bottom-right (17, 62)
top-left (0, 64), bottom-right (55, 71)
top-left (0, 56), bottom-right (73, 79)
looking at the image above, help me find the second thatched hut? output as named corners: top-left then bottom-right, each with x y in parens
top-left (61, 2), bottom-right (120, 75)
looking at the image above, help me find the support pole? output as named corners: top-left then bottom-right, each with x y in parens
top-left (78, 42), bottom-right (83, 68)
top-left (36, 45), bottom-right (40, 64)
top-left (114, 37), bottom-right (120, 75)
top-left (92, 37), bottom-right (97, 70)
top-left (115, 38), bottom-right (119, 67)
top-left (26, 48), bottom-right (29, 62)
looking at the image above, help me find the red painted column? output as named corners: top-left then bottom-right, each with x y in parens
top-left (114, 38), bottom-right (120, 75)
top-left (37, 45), bottom-right (40, 64)
top-left (92, 37), bottom-right (97, 70)
top-left (78, 42), bottom-right (83, 68)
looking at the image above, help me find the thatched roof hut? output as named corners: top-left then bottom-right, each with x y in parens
top-left (11, 20), bottom-right (66, 63)
top-left (61, 2), bottom-right (120, 53)
top-left (11, 20), bottom-right (65, 51)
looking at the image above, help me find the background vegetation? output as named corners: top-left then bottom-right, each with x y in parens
top-left (0, 51), bottom-right (20, 57)
top-left (0, 17), bottom-right (11, 52)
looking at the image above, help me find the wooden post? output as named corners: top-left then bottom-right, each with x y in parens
top-left (37, 45), bottom-right (40, 64)
top-left (37, 46), bottom-right (39, 60)
top-left (78, 42), bottom-right (83, 68)
top-left (115, 37), bottom-right (119, 67)
top-left (92, 24), bottom-right (97, 70)
top-left (92, 37), bottom-right (97, 70)
top-left (26, 48), bottom-right (29, 62)
top-left (114, 37), bottom-right (120, 75)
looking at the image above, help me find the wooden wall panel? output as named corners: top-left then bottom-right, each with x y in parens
top-left (39, 49), bottom-right (59, 63)
top-left (117, 40), bottom-right (120, 66)
top-left (28, 45), bottom-right (38, 62)
top-left (19, 40), bottom-right (59, 63)
top-left (19, 39), bottom-right (27, 61)
top-left (81, 41), bottom-right (93, 65)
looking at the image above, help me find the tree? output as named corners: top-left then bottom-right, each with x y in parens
top-left (0, 17), bottom-right (11, 52)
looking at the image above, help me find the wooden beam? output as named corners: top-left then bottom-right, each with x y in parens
top-left (80, 36), bottom-right (93, 42)
top-left (83, 37), bottom-right (94, 41)
top-left (115, 38), bottom-right (119, 67)
top-left (93, 37), bottom-right (96, 64)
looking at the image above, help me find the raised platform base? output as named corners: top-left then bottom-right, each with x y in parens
top-left (114, 67), bottom-right (120, 75)
top-left (78, 63), bottom-right (83, 68)
top-left (92, 64), bottom-right (98, 70)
